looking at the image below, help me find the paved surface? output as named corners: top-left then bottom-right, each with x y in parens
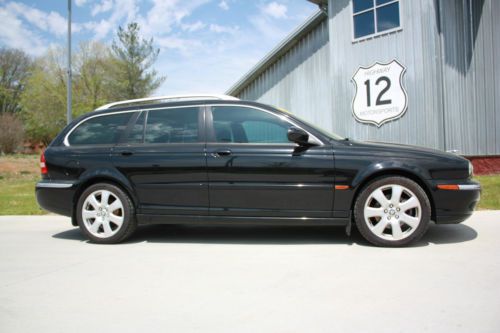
top-left (0, 212), bottom-right (499, 332)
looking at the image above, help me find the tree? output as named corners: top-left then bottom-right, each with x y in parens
top-left (0, 48), bottom-right (32, 113)
top-left (74, 41), bottom-right (115, 110)
top-left (110, 22), bottom-right (165, 99)
top-left (20, 47), bottom-right (67, 145)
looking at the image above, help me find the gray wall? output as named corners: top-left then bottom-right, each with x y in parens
top-left (237, 18), bottom-right (334, 133)
top-left (235, 0), bottom-right (500, 156)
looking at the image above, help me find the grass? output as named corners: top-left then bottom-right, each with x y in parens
top-left (475, 175), bottom-right (500, 210)
top-left (0, 154), bottom-right (499, 215)
top-left (0, 154), bottom-right (46, 215)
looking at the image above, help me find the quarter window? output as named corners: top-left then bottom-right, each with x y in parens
top-left (353, 0), bottom-right (400, 40)
top-left (68, 112), bottom-right (132, 145)
top-left (211, 106), bottom-right (290, 144)
top-left (144, 107), bottom-right (199, 144)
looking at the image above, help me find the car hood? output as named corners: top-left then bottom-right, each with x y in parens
top-left (345, 140), bottom-right (467, 162)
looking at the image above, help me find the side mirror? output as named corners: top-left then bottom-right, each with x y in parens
top-left (287, 126), bottom-right (309, 146)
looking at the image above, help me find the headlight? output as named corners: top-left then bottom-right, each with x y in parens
top-left (468, 161), bottom-right (474, 177)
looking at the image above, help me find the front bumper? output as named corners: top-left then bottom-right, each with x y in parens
top-left (431, 180), bottom-right (481, 224)
top-left (35, 180), bottom-right (77, 216)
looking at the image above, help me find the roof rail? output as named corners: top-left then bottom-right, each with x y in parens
top-left (96, 94), bottom-right (239, 110)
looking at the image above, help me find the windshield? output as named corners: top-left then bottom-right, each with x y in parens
top-left (275, 107), bottom-right (345, 141)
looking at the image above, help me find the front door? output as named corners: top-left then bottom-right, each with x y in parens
top-left (112, 106), bottom-right (208, 215)
top-left (206, 105), bottom-right (334, 218)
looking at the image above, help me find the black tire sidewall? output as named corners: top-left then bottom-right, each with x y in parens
top-left (76, 183), bottom-right (136, 244)
top-left (354, 176), bottom-right (431, 247)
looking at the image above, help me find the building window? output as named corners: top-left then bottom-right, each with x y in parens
top-left (353, 0), bottom-right (401, 40)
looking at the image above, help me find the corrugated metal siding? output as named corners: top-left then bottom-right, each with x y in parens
top-left (237, 18), bottom-right (334, 133)
top-left (440, 0), bottom-right (500, 155)
top-left (328, 0), bottom-right (445, 149)
top-left (234, 0), bottom-right (500, 156)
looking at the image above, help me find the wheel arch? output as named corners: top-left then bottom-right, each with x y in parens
top-left (350, 169), bottom-right (436, 220)
top-left (71, 175), bottom-right (138, 226)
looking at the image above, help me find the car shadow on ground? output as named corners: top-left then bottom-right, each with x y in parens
top-left (52, 223), bottom-right (477, 247)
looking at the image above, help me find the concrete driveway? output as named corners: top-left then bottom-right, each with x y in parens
top-left (1, 211), bottom-right (499, 332)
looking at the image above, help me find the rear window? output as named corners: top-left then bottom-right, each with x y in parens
top-left (68, 113), bottom-right (132, 145)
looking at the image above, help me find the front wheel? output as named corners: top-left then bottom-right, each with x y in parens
top-left (76, 183), bottom-right (137, 244)
top-left (354, 176), bottom-right (431, 247)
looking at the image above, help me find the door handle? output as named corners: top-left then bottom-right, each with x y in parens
top-left (120, 151), bottom-right (133, 156)
top-left (212, 149), bottom-right (232, 157)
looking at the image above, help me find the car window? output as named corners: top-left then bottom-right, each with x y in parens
top-left (126, 111), bottom-right (146, 144)
top-left (145, 107), bottom-right (199, 144)
top-left (211, 106), bottom-right (290, 144)
top-left (68, 112), bottom-right (132, 145)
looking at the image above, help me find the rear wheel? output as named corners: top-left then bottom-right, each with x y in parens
top-left (76, 183), bottom-right (137, 244)
top-left (354, 176), bottom-right (431, 247)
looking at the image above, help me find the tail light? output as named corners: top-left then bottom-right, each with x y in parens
top-left (40, 151), bottom-right (48, 175)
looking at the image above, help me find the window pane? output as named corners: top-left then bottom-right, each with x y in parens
top-left (376, 0), bottom-right (394, 5)
top-left (145, 107), bottom-right (199, 144)
top-left (377, 2), bottom-right (400, 32)
top-left (126, 111), bottom-right (145, 144)
top-left (353, 0), bottom-right (373, 13)
top-left (354, 10), bottom-right (375, 38)
top-left (211, 106), bottom-right (290, 144)
top-left (69, 113), bottom-right (132, 145)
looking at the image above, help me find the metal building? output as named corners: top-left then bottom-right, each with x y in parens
top-left (226, 0), bottom-right (500, 158)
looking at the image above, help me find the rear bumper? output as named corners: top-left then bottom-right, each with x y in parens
top-left (35, 181), bottom-right (77, 217)
top-left (432, 180), bottom-right (481, 224)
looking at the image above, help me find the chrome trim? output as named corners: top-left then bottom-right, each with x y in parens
top-left (458, 184), bottom-right (481, 190)
top-left (36, 182), bottom-right (74, 189)
top-left (96, 94), bottom-right (239, 110)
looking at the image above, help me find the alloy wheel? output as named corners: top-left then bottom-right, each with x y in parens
top-left (81, 190), bottom-right (124, 238)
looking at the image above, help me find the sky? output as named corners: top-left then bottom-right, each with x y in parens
top-left (0, 0), bottom-right (318, 95)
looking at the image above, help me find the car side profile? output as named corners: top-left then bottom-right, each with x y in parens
top-left (36, 94), bottom-right (481, 246)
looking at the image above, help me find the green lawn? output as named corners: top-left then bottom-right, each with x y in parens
top-left (0, 154), bottom-right (499, 215)
top-left (475, 175), bottom-right (500, 210)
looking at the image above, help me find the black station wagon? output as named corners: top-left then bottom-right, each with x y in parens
top-left (36, 94), bottom-right (481, 246)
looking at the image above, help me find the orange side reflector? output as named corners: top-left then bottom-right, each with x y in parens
top-left (335, 185), bottom-right (350, 190)
top-left (437, 184), bottom-right (460, 190)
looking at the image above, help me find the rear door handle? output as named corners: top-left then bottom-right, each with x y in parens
top-left (120, 151), bottom-right (133, 156)
top-left (212, 149), bottom-right (232, 157)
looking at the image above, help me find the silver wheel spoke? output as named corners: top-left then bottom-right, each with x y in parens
top-left (371, 219), bottom-right (389, 236)
top-left (108, 200), bottom-right (123, 212)
top-left (101, 191), bottom-right (110, 206)
top-left (82, 209), bottom-right (97, 219)
top-left (399, 197), bottom-right (419, 212)
top-left (102, 220), bottom-right (113, 236)
top-left (400, 213), bottom-right (420, 228)
top-left (390, 185), bottom-right (403, 205)
top-left (90, 220), bottom-right (102, 233)
top-left (365, 207), bottom-right (384, 218)
top-left (391, 221), bottom-right (404, 240)
top-left (88, 195), bottom-right (100, 210)
top-left (372, 189), bottom-right (390, 207)
top-left (109, 213), bottom-right (124, 227)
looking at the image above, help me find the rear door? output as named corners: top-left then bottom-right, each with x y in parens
top-left (112, 106), bottom-right (208, 215)
top-left (205, 104), bottom-right (335, 218)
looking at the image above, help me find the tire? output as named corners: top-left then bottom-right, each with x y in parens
top-left (76, 183), bottom-right (137, 244)
top-left (354, 176), bottom-right (431, 247)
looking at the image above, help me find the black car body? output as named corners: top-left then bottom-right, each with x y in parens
top-left (36, 96), bottom-right (480, 246)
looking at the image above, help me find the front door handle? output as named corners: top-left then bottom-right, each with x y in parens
top-left (212, 149), bottom-right (232, 157)
top-left (120, 151), bottom-right (133, 156)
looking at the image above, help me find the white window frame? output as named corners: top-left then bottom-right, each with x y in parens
top-left (351, 0), bottom-right (403, 43)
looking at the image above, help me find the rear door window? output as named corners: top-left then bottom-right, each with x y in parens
top-left (144, 107), bottom-right (200, 144)
top-left (68, 112), bottom-right (133, 145)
